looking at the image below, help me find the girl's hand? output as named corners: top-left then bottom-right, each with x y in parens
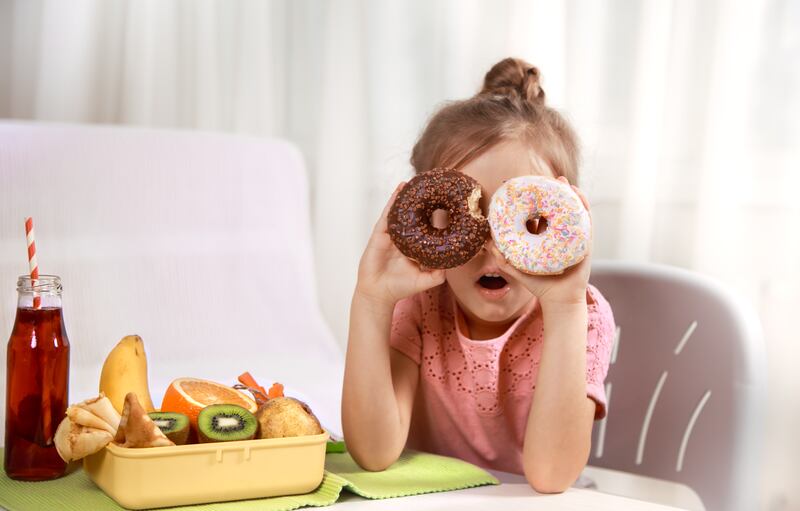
top-left (355, 183), bottom-right (446, 307)
top-left (490, 177), bottom-right (593, 307)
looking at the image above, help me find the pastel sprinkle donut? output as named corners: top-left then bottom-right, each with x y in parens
top-left (388, 169), bottom-right (489, 269)
top-left (488, 175), bottom-right (590, 275)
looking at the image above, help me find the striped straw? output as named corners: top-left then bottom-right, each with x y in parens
top-left (25, 217), bottom-right (41, 309)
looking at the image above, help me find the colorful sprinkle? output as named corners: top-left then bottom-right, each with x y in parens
top-left (488, 176), bottom-right (590, 275)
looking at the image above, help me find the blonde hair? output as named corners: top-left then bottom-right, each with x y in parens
top-left (410, 57), bottom-right (580, 183)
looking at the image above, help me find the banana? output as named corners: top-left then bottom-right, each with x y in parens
top-left (99, 335), bottom-right (156, 414)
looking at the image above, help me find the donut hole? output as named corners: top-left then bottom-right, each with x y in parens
top-left (430, 209), bottom-right (451, 230)
top-left (526, 216), bottom-right (548, 235)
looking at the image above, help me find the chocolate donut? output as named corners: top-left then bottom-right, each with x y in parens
top-left (388, 169), bottom-right (489, 269)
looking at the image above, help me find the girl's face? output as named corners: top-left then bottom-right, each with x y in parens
top-left (443, 138), bottom-right (556, 330)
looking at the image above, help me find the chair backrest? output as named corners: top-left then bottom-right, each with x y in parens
top-left (588, 260), bottom-right (767, 511)
top-left (0, 121), bottom-right (345, 440)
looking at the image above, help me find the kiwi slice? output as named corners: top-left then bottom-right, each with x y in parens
top-left (197, 404), bottom-right (257, 443)
top-left (148, 412), bottom-right (191, 445)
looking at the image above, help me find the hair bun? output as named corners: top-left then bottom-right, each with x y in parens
top-left (479, 57), bottom-right (545, 105)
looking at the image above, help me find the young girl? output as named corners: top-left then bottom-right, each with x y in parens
top-left (342, 57), bottom-right (615, 494)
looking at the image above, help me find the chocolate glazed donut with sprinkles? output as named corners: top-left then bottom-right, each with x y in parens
top-left (388, 168), bottom-right (490, 269)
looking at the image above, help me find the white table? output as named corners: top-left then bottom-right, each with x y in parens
top-left (328, 470), bottom-right (691, 510)
top-left (0, 470), bottom-right (692, 511)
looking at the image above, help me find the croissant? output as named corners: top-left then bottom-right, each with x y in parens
top-left (70, 393), bottom-right (121, 433)
top-left (54, 393), bottom-right (120, 462)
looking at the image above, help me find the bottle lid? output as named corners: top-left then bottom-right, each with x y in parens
top-left (17, 275), bottom-right (62, 295)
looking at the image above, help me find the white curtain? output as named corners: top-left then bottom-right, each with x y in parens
top-left (1, 0), bottom-right (799, 508)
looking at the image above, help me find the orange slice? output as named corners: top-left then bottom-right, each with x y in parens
top-left (160, 377), bottom-right (257, 427)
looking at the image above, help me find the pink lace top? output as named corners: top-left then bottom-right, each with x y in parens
top-left (389, 283), bottom-right (615, 474)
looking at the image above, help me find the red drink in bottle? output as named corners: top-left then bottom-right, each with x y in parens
top-left (4, 275), bottom-right (70, 480)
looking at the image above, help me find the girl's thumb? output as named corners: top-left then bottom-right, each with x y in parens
top-left (425, 269), bottom-right (446, 286)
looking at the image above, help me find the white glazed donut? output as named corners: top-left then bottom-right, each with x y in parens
top-left (488, 175), bottom-right (590, 275)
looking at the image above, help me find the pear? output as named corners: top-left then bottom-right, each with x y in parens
top-left (255, 397), bottom-right (323, 439)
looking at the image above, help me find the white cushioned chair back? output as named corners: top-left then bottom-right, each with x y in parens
top-left (0, 121), bottom-right (344, 439)
top-left (588, 261), bottom-right (767, 511)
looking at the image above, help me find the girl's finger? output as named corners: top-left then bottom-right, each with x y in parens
top-left (571, 184), bottom-right (591, 213)
top-left (412, 267), bottom-right (445, 293)
top-left (373, 182), bottom-right (406, 235)
top-left (560, 176), bottom-right (590, 219)
top-left (422, 269), bottom-right (446, 287)
top-left (571, 185), bottom-right (594, 235)
top-left (414, 261), bottom-right (444, 277)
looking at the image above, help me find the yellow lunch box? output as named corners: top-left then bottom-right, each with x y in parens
top-left (83, 432), bottom-right (329, 509)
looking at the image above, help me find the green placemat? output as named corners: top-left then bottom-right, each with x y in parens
top-left (325, 451), bottom-right (499, 499)
top-left (0, 449), bottom-right (498, 510)
top-left (0, 464), bottom-right (346, 511)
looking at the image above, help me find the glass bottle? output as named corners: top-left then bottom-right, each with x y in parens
top-left (4, 275), bottom-right (70, 480)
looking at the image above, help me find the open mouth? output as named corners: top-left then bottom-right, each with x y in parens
top-left (477, 273), bottom-right (508, 290)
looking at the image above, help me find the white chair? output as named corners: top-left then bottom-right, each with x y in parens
top-left (585, 260), bottom-right (767, 511)
top-left (0, 120), bottom-right (345, 440)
